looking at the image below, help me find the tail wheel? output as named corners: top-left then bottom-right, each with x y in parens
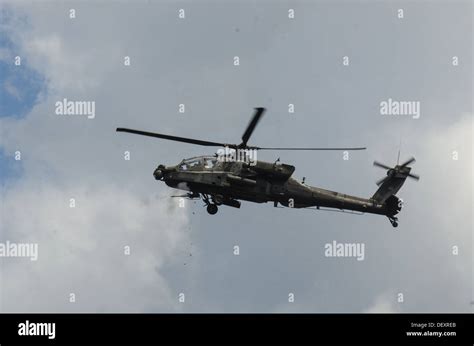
top-left (388, 216), bottom-right (399, 228)
top-left (206, 204), bottom-right (218, 215)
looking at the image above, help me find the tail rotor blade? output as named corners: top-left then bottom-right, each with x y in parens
top-left (408, 173), bottom-right (420, 181)
top-left (400, 157), bottom-right (416, 167)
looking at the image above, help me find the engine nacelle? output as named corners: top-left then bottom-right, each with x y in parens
top-left (385, 195), bottom-right (402, 216)
top-left (246, 161), bottom-right (295, 180)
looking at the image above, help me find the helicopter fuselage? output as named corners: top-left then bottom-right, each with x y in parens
top-left (154, 155), bottom-right (395, 217)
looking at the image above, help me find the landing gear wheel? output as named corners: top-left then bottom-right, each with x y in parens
top-left (388, 216), bottom-right (399, 228)
top-left (206, 204), bottom-right (218, 215)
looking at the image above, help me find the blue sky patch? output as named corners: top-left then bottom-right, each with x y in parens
top-left (0, 147), bottom-right (24, 187)
top-left (0, 57), bottom-right (46, 119)
top-left (0, 18), bottom-right (46, 119)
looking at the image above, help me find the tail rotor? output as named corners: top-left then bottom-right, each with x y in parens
top-left (372, 156), bottom-right (420, 228)
top-left (373, 156), bottom-right (420, 186)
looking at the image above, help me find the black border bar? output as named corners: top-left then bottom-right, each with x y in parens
top-left (0, 313), bottom-right (472, 345)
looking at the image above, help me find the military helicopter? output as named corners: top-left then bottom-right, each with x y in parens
top-left (116, 108), bottom-right (419, 227)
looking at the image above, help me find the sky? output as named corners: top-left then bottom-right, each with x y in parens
top-left (0, 0), bottom-right (472, 312)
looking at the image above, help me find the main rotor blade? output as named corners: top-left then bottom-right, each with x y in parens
top-left (241, 107), bottom-right (266, 146)
top-left (116, 128), bottom-right (229, 147)
top-left (373, 161), bottom-right (392, 170)
top-left (400, 157), bottom-right (416, 167)
top-left (256, 147), bottom-right (366, 151)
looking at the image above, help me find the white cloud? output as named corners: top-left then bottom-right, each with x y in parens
top-left (364, 293), bottom-right (398, 313)
top-left (23, 33), bottom-right (107, 91)
top-left (1, 6), bottom-right (195, 312)
top-left (1, 180), bottom-right (190, 312)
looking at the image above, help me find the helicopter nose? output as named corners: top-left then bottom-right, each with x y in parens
top-left (153, 164), bottom-right (166, 180)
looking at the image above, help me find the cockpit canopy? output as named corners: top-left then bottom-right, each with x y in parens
top-left (178, 156), bottom-right (218, 171)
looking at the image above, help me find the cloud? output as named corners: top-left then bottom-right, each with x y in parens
top-left (0, 6), bottom-right (194, 313)
top-left (363, 293), bottom-right (398, 313)
top-left (1, 180), bottom-right (190, 312)
top-left (23, 34), bottom-right (102, 91)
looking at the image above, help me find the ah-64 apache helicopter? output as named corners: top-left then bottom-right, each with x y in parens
top-left (117, 108), bottom-right (419, 227)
